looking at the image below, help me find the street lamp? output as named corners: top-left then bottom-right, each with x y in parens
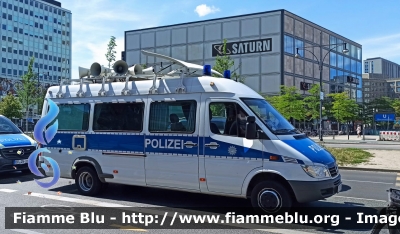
top-left (295, 31), bottom-right (349, 141)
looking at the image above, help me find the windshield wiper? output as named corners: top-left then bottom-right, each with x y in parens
top-left (273, 129), bottom-right (297, 134)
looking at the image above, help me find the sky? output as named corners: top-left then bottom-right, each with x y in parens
top-left (61, 0), bottom-right (400, 80)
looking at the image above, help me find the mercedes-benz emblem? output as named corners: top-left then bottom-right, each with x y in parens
top-left (18, 149), bottom-right (24, 155)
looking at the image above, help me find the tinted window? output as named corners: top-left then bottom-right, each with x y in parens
top-left (149, 101), bottom-right (196, 133)
top-left (93, 103), bottom-right (144, 132)
top-left (209, 102), bottom-right (248, 137)
top-left (48, 104), bottom-right (90, 131)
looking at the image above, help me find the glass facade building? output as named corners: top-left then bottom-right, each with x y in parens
top-left (124, 10), bottom-right (362, 102)
top-left (0, 0), bottom-right (71, 95)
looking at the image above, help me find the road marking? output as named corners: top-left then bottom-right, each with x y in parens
top-left (24, 192), bottom-right (130, 207)
top-left (11, 230), bottom-right (44, 234)
top-left (341, 179), bottom-right (393, 185)
top-left (0, 188), bottom-right (17, 193)
top-left (396, 173), bottom-right (400, 187)
top-left (334, 195), bottom-right (386, 202)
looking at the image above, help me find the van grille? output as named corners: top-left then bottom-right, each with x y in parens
top-left (1, 146), bottom-right (35, 160)
top-left (329, 164), bottom-right (339, 177)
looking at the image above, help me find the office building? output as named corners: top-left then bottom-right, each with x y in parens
top-left (364, 57), bottom-right (400, 79)
top-left (123, 9), bottom-right (363, 102)
top-left (0, 0), bottom-right (71, 96)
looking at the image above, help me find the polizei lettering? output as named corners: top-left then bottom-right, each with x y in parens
top-left (145, 139), bottom-right (184, 149)
top-left (212, 38), bottom-right (272, 57)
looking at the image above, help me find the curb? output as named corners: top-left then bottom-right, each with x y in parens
top-left (339, 166), bottom-right (400, 173)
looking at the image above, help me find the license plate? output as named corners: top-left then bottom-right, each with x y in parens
top-left (14, 159), bottom-right (28, 165)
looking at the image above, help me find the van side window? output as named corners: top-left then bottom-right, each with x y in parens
top-left (93, 103), bottom-right (144, 131)
top-left (48, 104), bottom-right (90, 131)
top-left (149, 100), bottom-right (196, 133)
top-left (209, 102), bottom-right (248, 138)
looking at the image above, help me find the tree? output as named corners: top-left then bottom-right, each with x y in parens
top-left (15, 57), bottom-right (38, 132)
top-left (105, 36), bottom-right (117, 69)
top-left (266, 85), bottom-right (306, 127)
top-left (0, 92), bottom-right (23, 119)
top-left (303, 84), bottom-right (327, 122)
top-left (392, 99), bottom-right (400, 117)
top-left (329, 92), bottom-right (359, 133)
top-left (213, 39), bottom-right (245, 83)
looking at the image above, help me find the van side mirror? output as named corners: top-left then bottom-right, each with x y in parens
top-left (245, 116), bottom-right (257, 139)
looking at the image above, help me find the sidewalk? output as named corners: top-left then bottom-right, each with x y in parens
top-left (340, 149), bottom-right (400, 172)
top-left (309, 134), bottom-right (400, 145)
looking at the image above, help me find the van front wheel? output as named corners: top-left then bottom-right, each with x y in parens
top-left (75, 167), bottom-right (102, 196)
top-left (251, 181), bottom-right (292, 214)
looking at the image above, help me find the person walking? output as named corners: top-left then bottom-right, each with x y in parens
top-left (356, 125), bottom-right (362, 138)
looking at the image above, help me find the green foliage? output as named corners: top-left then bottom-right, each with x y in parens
top-left (266, 86), bottom-right (306, 121)
top-left (213, 39), bottom-right (245, 83)
top-left (303, 84), bottom-right (327, 120)
top-left (0, 92), bottom-right (23, 119)
top-left (105, 36), bottom-right (117, 69)
top-left (329, 92), bottom-right (359, 123)
top-left (15, 57), bottom-right (38, 131)
top-left (326, 147), bottom-right (372, 166)
top-left (392, 99), bottom-right (400, 117)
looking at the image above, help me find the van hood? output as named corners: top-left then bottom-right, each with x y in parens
top-left (280, 137), bottom-right (336, 167)
top-left (0, 134), bottom-right (35, 148)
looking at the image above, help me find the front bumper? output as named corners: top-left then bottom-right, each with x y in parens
top-left (288, 174), bottom-right (342, 203)
top-left (0, 158), bottom-right (30, 172)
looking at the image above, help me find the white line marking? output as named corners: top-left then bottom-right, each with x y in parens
top-left (0, 189), bottom-right (17, 193)
top-left (341, 179), bottom-right (393, 185)
top-left (24, 192), bottom-right (130, 207)
top-left (334, 195), bottom-right (386, 202)
top-left (11, 230), bottom-right (44, 234)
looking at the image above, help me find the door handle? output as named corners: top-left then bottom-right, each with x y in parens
top-left (184, 141), bottom-right (197, 148)
top-left (205, 142), bottom-right (219, 149)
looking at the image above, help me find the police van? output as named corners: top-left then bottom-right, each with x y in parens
top-left (40, 50), bottom-right (341, 213)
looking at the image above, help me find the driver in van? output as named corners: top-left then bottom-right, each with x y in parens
top-left (229, 108), bottom-right (247, 137)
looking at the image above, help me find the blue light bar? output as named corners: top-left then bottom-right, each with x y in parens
top-left (223, 70), bottom-right (231, 79)
top-left (203, 65), bottom-right (211, 76)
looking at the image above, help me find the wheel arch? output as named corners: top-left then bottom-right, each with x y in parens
top-left (71, 156), bottom-right (113, 183)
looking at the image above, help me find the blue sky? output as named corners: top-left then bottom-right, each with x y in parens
top-left (62, 0), bottom-right (400, 79)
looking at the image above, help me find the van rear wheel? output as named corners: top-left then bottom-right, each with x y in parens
top-left (75, 167), bottom-right (102, 196)
top-left (251, 181), bottom-right (292, 214)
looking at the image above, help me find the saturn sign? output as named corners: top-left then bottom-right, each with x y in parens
top-left (212, 38), bottom-right (272, 57)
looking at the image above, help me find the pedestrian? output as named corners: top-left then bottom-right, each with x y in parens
top-left (356, 125), bottom-right (361, 138)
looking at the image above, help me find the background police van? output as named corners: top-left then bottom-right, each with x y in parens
top-left (41, 50), bottom-right (341, 213)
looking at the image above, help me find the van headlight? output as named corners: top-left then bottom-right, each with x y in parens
top-left (301, 165), bottom-right (330, 178)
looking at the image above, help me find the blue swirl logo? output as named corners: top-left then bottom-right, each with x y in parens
top-left (28, 98), bottom-right (61, 188)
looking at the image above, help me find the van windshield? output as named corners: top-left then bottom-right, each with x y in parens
top-left (241, 98), bottom-right (299, 135)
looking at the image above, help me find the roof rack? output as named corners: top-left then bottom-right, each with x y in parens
top-left (54, 50), bottom-right (227, 98)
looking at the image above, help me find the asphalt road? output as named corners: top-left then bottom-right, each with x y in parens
top-left (0, 169), bottom-right (398, 234)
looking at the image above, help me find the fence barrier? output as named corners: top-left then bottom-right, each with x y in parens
top-left (379, 131), bottom-right (400, 141)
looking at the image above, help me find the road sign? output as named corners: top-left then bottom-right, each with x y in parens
top-left (374, 113), bottom-right (396, 121)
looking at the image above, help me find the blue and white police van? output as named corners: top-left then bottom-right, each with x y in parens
top-left (0, 115), bottom-right (38, 173)
top-left (40, 50), bottom-right (341, 213)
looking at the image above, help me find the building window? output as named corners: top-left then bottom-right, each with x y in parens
top-left (330, 52), bottom-right (337, 67)
top-left (284, 35), bottom-right (294, 54)
top-left (295, 39), bottom-right (304, 57)
top-left (371, 61), bottom-right (374, 73)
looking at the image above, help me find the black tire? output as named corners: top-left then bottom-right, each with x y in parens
top-left (75, 166), bottom-right (102, 196)
top-left (251, 181), bottom-right (292, 214)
